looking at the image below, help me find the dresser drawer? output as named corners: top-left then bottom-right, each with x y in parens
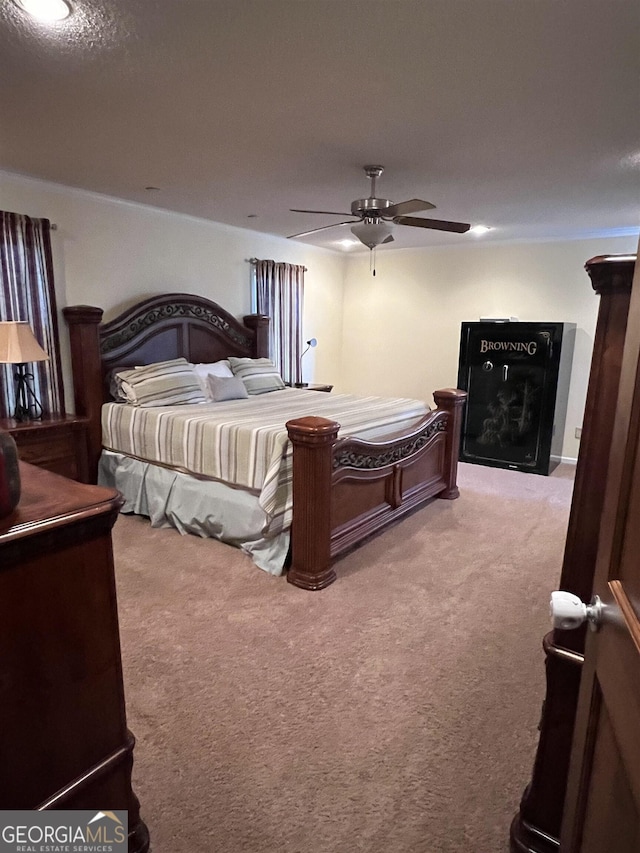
top-left (15, 432), bottom-right (79, 478)
top-left (0, 416), bottom-right (89, 482)
top-left (17, 430), bottom-right (73, 458)
top-left (19, 437), bottom-right (78, 476)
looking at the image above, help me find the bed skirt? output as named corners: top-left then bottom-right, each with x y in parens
top-left (99, 451), bottom-right (290, 575)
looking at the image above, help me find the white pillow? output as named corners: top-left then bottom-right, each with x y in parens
top-left (192, 361), bottom-right (233, 397)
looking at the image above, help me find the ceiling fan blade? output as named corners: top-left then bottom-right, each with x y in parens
top-left (394, 215), bottom-right (471, 234)
top-left (382, 234), bottom-right (395, 244)
top-left (384, 198), bottom-right (436, 217)
top-left (290, 208), bottom-right (354, 216)
top-left (288, 220), bottom-right (358, 239)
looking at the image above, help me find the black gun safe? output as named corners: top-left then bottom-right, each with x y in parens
top-left (457, 322), bottom-right (575, 475)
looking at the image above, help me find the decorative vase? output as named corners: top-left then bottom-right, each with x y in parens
top-left (0, 429), bottom-right (21, 518)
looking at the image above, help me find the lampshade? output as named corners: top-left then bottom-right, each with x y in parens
top-left (0, 322), bottom-right (50, 364)
top-left (301, 337), bottom-right (317, 360)
top-left (350, 221), bottom-right (394, 249)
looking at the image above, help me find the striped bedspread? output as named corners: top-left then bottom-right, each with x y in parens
top-left (102, 388), bottom-right (430, 536)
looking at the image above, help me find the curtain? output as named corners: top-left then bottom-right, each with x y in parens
top-left (253, 259), bottom-right (305, 384)
top-left (0, 211), bottom-right (65, 418)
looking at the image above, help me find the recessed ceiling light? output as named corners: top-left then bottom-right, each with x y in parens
top-left (469, 225), bottom-right (492, 235)
top-left (13, 0), bottom-right (72, 21)
top-left (339, 239), bottom-right (359, 249)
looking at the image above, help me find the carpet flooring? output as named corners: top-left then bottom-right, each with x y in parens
top-left (112, 461), bottom-right (575, 853)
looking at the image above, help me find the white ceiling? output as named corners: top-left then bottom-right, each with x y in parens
top-left (1, 0), bottom-right (638, 252)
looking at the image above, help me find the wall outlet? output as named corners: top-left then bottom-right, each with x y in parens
top-left (575, 427), bottom-right (582, 439)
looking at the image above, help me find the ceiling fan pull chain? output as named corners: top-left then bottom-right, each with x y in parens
top-left (371, 246), bottom-right (376, 276)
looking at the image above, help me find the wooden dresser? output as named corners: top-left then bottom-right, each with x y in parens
top-left (0, 463), bottom-right (149, 852)
top-left (0, 414), bottom-right (90, 482)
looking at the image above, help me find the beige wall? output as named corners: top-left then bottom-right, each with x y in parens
top-left (340, 236), bottom-right (638, 460)
top-left (3, 170), bottom-right (638, 461)
top-left (1, 171), bottom-right (345, 410)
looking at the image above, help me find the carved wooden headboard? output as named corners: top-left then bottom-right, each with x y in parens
top-left (63, 292), bottom-right (269, 481)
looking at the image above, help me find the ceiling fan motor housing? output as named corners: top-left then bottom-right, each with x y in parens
top-left (351, 197), bottom-right (392, 218)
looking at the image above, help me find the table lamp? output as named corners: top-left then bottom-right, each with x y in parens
top-left (0, 321), bottom-right (50, 421)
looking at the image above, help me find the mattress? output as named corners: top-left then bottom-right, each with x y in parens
top-left (102, 387), bottom-right (430, 538)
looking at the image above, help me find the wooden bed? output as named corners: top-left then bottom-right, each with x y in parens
top-left (63, 293), bottom-right (467, 590)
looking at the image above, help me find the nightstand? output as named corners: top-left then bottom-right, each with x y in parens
top-left (0, 414), bottom-right (90, 482)
top-left (289, 383), bottom-right (334, 392)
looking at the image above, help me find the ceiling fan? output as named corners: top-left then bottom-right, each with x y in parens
top-left (288, 165), bottom-right (471, 249)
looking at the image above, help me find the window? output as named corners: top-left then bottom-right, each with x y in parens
top-left (0, 211), bottom-right (65, 418)
top-left (252, 259), bottom-right (305, 384)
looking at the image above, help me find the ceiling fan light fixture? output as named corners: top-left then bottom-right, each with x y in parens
top-left (13, 0), bottom-right (72, 20)
top-left (350, 221), bottom-right (393, 249)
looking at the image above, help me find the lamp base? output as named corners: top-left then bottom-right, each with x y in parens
top-left (293, 382), bottom-right (309, 388)
top-left (13, 365), bottom-right (44, 422)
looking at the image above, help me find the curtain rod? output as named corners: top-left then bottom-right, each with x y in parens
top-left (247, 257), bottom-right (307, 272)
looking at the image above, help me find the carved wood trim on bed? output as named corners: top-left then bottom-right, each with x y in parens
top-left (63, 291), bottom-right (467, 589)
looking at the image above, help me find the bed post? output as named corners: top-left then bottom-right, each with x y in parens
top-left (432, 388), bottom-right (467, 500)
top-left (243, 314), bottom-right (270, 358)
top-left (286, 416), bottom-right (341, 590)
top-left (62, 305), bottom-right (104, 483)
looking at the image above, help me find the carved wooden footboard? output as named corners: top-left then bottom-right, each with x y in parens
top-left (286, 388), bottom-right (467, 590)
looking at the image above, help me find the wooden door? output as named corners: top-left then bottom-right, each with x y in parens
top-left (560, 250), bottom-right (640, 852)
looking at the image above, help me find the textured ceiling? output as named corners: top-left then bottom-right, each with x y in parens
top-left (1, 0), bottom-right (639, 252)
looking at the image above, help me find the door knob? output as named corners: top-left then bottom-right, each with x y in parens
top-left (550, 591), bottom-right (603, 632)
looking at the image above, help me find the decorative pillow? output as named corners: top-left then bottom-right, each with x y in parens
top-left (207, 374), bottom-right (249, 402)
top-left (192, 360), bottom-right (233, 396)
top-left (228, 357), bottom-right (286, 395)
top-left (115, 358), bottom-right (206, 407)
